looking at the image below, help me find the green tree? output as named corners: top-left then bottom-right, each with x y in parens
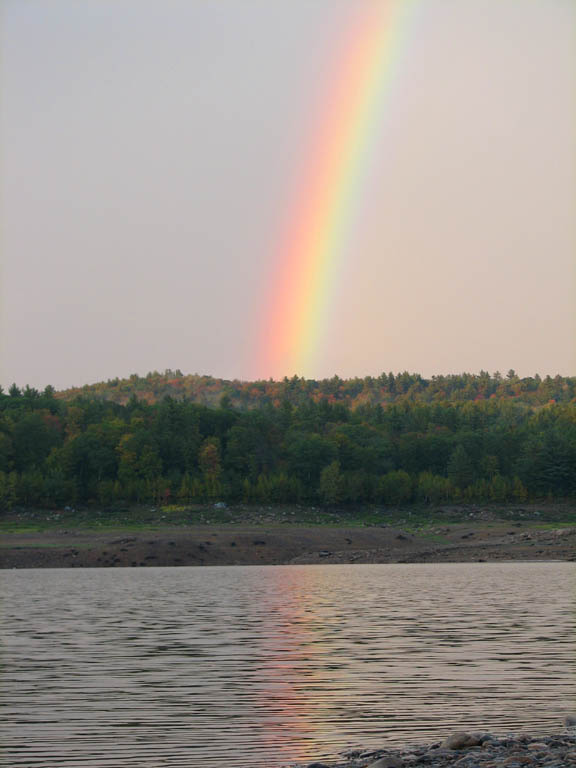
top-left (286, 433), bottom-right (336, 485)
top-left (17, 471), bottom-right (45, 506)
top-left (13, 413), bottom-right (60, 471)
top-left (319, 461), bottom-right (344, 505)
top-left (512, 476), bottom-right (528, 502)
top-left (178, 473), bottom-right (194, 504)
top-left (97, 480), bottom-right (116, 505)
top-left (378, 470), bottom-right (412, 505)
top-left (488, 474), bottom-right (509, 502)
top-left (480, 454), bottom-right (499, 479)
top-left (417, 472), bottom-right (454, 504)
top-left (447, 445), bottom-right (475, 489)
top-left (341, 470), bottom-right (374, 504)
top-left (199, 438), bottom-right (221, 480)
top-left (0, 471), bottom-right (17, 511)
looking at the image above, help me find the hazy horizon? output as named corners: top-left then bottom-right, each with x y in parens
top-left (2, 0), bottom-right (575, 391)
top-left (16, 366), bottom-right (576, 394)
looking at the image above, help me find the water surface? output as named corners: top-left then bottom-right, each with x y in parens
top-left (1, 563), bottom-right (575, 767)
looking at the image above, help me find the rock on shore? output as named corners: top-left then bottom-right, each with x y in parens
top-left (287, 729), bottom-right (576, 768)
top-left (2, 520), bottom-right (576, 569)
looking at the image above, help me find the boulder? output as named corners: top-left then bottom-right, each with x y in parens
top-left (441, 731), bottom-right (483, 750)
top-left (565, 714), bottom-right (576, 736)
top-left (368, 757), bottom-right (403, 768)
top-left (425, 748), bottom-right (454, 758)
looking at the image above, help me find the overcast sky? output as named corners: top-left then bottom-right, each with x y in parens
top-left (1, 0), bottom-right (575, 389)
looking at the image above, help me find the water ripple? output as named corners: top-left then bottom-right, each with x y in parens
top-left (1, 562), bottom-right (575, 767)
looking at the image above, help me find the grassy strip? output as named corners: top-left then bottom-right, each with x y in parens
top-left (1, 503), bottom-right (575, 535)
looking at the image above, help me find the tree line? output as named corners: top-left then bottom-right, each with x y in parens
top-left (0, 377), bottom-right (575, 510)
top-left (59, 369), bottom-right (576, 409)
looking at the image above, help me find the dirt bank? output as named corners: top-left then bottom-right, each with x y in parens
top-left (1, 518), bottom-right (575, 568)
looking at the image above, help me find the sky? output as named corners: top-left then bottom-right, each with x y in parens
top-left (1, 0), bottom-right (575, 390)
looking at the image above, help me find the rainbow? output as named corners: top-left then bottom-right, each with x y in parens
top-left (259, 1), bottom-right (417, 379)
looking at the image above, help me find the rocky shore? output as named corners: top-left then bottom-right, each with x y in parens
top-left (288, 726), bottom-right (576, 768)
top-left (1, 519), bottom-right (575, 569)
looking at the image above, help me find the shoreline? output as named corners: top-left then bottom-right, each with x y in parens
top-left (284, 729), bottom-right (576, 768)
top-left (1, 516), bottom-right (575, 568)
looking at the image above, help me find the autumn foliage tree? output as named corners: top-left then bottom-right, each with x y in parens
top-left (0, 375), bottom-right (575, 510)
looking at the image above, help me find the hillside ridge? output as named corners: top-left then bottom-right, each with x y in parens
top-left (55, 369), bottom-right (576, 409)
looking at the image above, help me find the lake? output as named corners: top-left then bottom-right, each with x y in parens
top-left (1, 562), bottom-right (575, 767)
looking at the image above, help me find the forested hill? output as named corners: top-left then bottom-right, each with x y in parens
top-left (1, 371), bottom-right (576, 510)
top-left (57, 370), bottom-right (576, 409)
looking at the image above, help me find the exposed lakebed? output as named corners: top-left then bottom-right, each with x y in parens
top-left (2, 518), bottom-right (576, 568)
